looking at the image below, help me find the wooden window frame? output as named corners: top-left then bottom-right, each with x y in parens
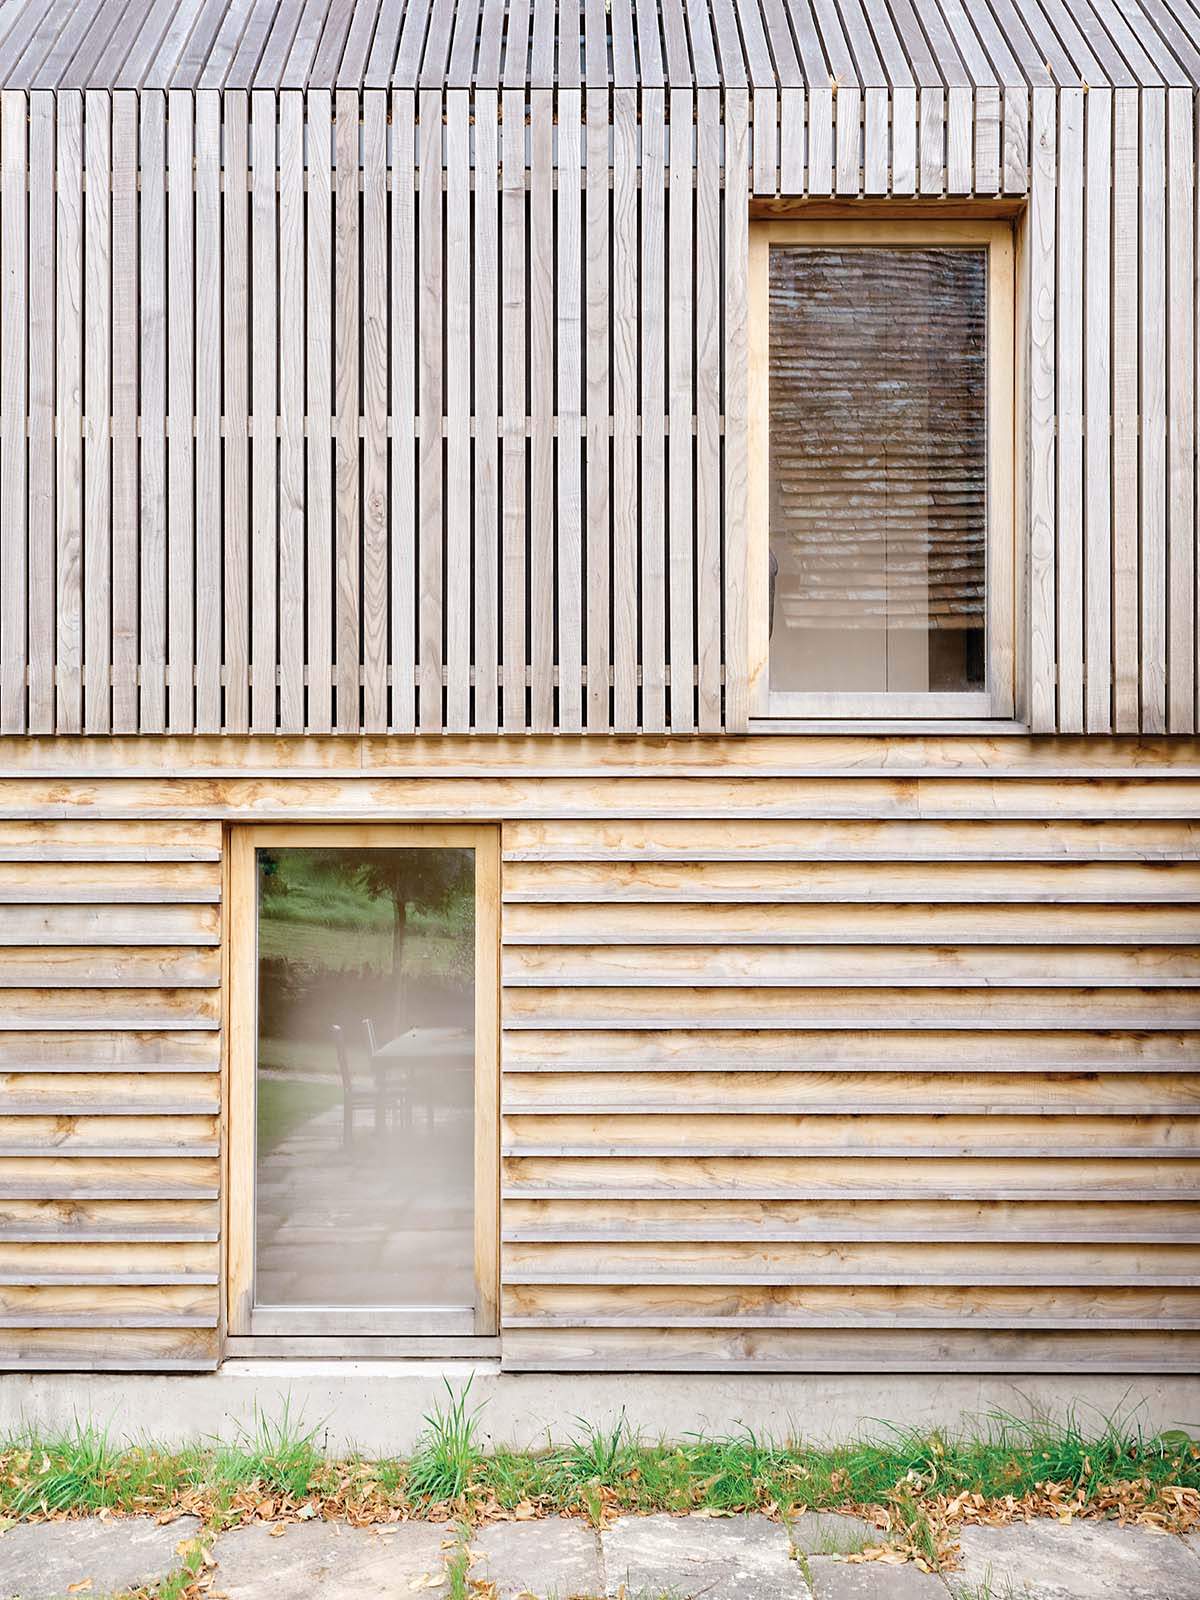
top-left (226, 823), bottom-right (500, 1344)
top-left (748, 218), bottom-right (1017, 723)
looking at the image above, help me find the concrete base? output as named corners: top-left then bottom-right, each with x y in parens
top-left (2, 1365), bottom-right (1199, 1453)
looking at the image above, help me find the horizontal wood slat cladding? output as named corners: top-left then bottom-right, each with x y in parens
top-left (0, 819), bottom-right (221, 1371)
top-left (0, 84), bottom-right (1193, 735)
top-left (0, 737), bottom-right (1196, 1373)
top-left (496, 756), bottom-right (1200, 1373)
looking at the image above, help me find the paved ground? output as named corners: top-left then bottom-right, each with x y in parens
top-left (3, 1510), bottom-right (1199, 1599)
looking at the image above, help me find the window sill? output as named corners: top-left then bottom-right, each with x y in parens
top-left (747, 717), bottom-right (1032, 735)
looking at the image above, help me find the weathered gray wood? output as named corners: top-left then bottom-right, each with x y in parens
top-left (556, 90), bottom-right (584, 733)
top-left (611, 88), bottom-right (639, 732)
top-left (528, 88), bottom-right (555, 732)
top-left (137, 93), bottom-right (166, 734)
top-left (26, 92), bottom-right (54, 734)
top-left (500, 86), bottom-right (527, 733)
top-left (54, 91), bottom-right (83, 733)
top-left (165, 93), bottom-right (194, 735)
top-left (1166, 86), bottom-right (1195, 732)
top-left (82, 89), bottom-right (112, 734)
top-left (221, 93), bottom-right (250, 733)
top-left (668, 89), bottom-right (695, 734)
top-left (334, 89), bottom-right (360, 735)
top-left (1084, 86), bottom-right (1113, 735)
top-left (585, 89), bottom-right (611, 733)
top-left (444, 89), bottom-right (472, 732)
top-left (277, 91), bottom-right (305, 734)
top-left (305, 90), bottom-right (333, 735)
top-left (473, 90), bottom-right (500, 734)
top-left (417, 87), bottom-right (444, 733)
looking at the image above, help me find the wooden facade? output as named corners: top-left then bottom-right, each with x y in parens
top-left (0, 0), bottom-right (1196, 1380)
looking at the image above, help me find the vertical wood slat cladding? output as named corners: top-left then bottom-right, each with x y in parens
top-left (1, 85), bottom-right (1195, 734)
top-left (0, 820), bottom-right (222, 1371)
top-left (499, 779), bottom-right (1200, 1373)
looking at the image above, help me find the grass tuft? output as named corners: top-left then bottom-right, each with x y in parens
top-left (405, 1376), bottom-right (483, 1506)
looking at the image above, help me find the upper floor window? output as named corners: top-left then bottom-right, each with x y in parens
top-left (749, 220), bottom-right (1015, 722)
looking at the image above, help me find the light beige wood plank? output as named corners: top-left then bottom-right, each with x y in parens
top-left (584, 90), bottom-right (610, 734)
top-left (391, 91), bottom-right (417, 734)
top-left (557, 90), bottom-right (584, 734)
top-left (1112, 89), bottom-right (1139, 732)
top-left (0, 93), bottom-right (28, 734)
top-left (82, 91), bottom-right (112, 736)
top-left (222, 93), bottom-right (250, 734)
top-left (417, 88), bottom-right (444, 734)
top-left (334, 89), bottom-right (360, 735)
top-left (444, 90), bottom-right (472, 733)
top-left (723, 90), bottom-right (750, 730)
top-left (668, 89), bottom-right (695, 735)
top-left (696, 90), bottom-right (722, 732)
top-left (500, 88), bottom-right (526, 734)
top-left (361, 90), bottom-right (389, 734)
top-left (474, 90), bottom-right (500, 735)
top-left (1055, 88), bottom-right (1083, 732)
top-left (528, 89), bottom-right (555, 733)
top-left (611, 89), bottom-right (638, 733)
top-left (305, 91), bottom-right (333, 735)
top-left (1167, 87), bottom-right (1195, 734)
top-left (277, 91), bottom-right (305, 735)
top-left (166, 93), bottom-right (194, 736)
top-left (26, 94), bottom-right (54, 735)
top-left (1027, 87), bottom-right (1056, 732)
top-left (55, 91), bottom-right (84, 735)
top-left (137, 94), bottom-right (167, 736)
top-left (1084, 87), bottom-right (1113, 735)
top-left (1141, 89), bottom-right (1168, 735)
top-left (891, 86), bottom-right (916, 196)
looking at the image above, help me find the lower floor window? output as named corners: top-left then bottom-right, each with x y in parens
top-left (228, 825), bottom-right (499, 1340)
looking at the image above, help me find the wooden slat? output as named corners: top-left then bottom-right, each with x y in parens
top-left (723, 89), bottom-right (749, 730)
top-left (221, 93), bottom-right (250, 733)
top-left (250, 90), bottom-right (278, 738)
top-left (166, 93), bottom-right (194, 734)
top-left (1027, 86), bottom-right (1056, 731)
top-left (0, 91), bottom-right (26, 734)
top-left (556, 89), bottom-right (583, 733)
top-left (334, 88), bottom-right (360, 735)
top-left (474, 90), bottom-right (500, 734)
top-left (82, 90), bottom-right (112, 734)
top-left (528, 88), bottom-right (554, 731)
top-left (668, 88), bottom-right (694, 734)
top-left (1083, 85), bottom-right (1112, 735)
top-left (55, 91), bottom-right (83, 734)
top-left (444, 90), bottom-right (472, 731)
top-left (1112, 88), bottom-right (1139, 731)
top-left (137, 93), bottom-right (167, 734)
top-left (585, 89), bottom-right (611, 733)
top-left (276, 91), bottom-right (304, 734)
top-left (611, 88), bottom-right (638, 732)
top-left (1055, 87), bottom-right (1083, 732)
top-left (1166, 86), bottom-right (1195, 733)
top-left (305, 90), bottom-right (333, 735)
top-left (695, 90), bottom-right (722, 731)
top-left (417, 87), bottom-right (444, 733)
top-left (26, 92), bottom-right (54, 733)
top-left (500, 86), bottom-right (526, 733)
top-left (1140, 89), bottom-right (1168, 734)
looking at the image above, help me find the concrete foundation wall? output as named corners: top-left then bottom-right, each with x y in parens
top-left (2, 1367), bottom-right (1198, 1455)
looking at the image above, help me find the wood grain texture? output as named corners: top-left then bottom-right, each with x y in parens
top-left (0, 817), bottom-right (225, 1372)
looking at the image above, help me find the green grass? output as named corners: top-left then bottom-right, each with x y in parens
top-left (1, 1400), bottom-right (1195, 1556)
top-left (255, 1074), bottom-right (343, 1152)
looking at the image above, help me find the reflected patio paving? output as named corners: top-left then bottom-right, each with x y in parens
top-left (255, 1081), bottom-right (474, 1309)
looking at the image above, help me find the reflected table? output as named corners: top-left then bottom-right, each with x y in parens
top-left (368, 1026), bottom-right (474, 1130)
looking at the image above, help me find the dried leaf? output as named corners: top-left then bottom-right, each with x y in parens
top-left (66, 1582), bottom-right (93, 1595)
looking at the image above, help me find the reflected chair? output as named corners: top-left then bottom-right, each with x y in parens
top-left (332, 1023), bottom-right (394, 1147)
top-left (362, 1016), bottom-right (411, 1130)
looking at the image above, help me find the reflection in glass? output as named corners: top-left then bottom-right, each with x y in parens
top-left (768, 246), bottom-right (987, 695)
top-left (254, 847), bottom-right (475, 1310)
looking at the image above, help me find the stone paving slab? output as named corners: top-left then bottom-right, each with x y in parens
top-left (809, 1559), bottom-right (949, 1599)
top-left (954, 1520), bottom-right (1200, 1600)
top-left (601, 1512), bottom-right (812, 1600)
top-left (209, 1520), bottom-right (452, 1599)
top-left (470, 1517), bottom-right (604, 1599)
top-left (0, 1515), bottom-right (202, 1600)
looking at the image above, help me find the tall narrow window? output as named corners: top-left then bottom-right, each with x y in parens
top-left (228, 826), bottom-right (499, 1345)
top-left (750, 221), bottom-right (1014, 720)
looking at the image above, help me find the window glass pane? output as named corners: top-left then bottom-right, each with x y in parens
top-left (768, 246), bottom-right (987, 695)
top-left (254, 846), bottom-right (475, 1310)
